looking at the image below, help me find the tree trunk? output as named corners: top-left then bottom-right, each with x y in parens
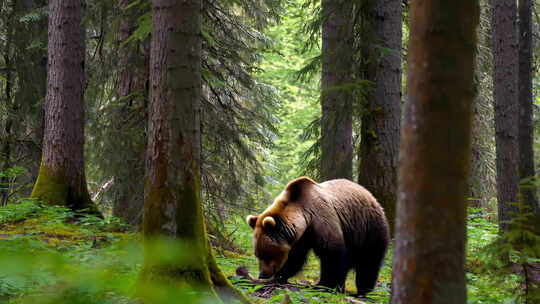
top-left (109, 0), bottom-right (148, 225)
top-left (30, 0), bottom-right (97, 213)
top-left (518, 1), bottom-right (540, 300)
top-left (470, 0), bottom-right (496, 211)
top-left (320, 0), bottom-right (353, 181)
top-left (391, 1), bottom-right (478, 303)
top-left (518, 0), bottom-right (539, 236)
top-left (492, 0), bottom-right (519, 234)
top-left (358, 0), bottom-right (402, 235)
top-left (140, 1), bottom-right (248, 302)
top-left (0, 0), bottom-right (16, 206)
top-left (13, 0), bottom-right (47, 195)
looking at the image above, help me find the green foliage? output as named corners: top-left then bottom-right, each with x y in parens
top-left (1, 202), bottom-right (534, 303)
top-left (0, 166), bottom-right (26, 203)
top-left (0, 199), bottom-right (41, 224)
top-left (124, 11), bottom-right (151, 44)
top-left (18, 6), bottom-right (47, 24)
top-left (466, 207), bottom-right (540, 303)
top-left (0, 201), bottom-right (138, 303)
top-left (0, 201), bottom-right (256, 304)
top-left (255, 1), bottom-right (322, 196)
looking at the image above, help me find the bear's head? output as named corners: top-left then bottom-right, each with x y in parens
top-left (246, 177), bottom-right (315, 280)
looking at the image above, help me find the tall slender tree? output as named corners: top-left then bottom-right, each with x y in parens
top-left (492, 0), bottom-right (519, 234)
top-left (358, 0), bottom-right (402, 234)
top-left (518, 0), bottom-right (539, 235)
top-left (470, 0), bottom-right (496, 210)
top-left (320, 0), bottom-right (354, 181)
top-left (140, 0), bottom-right (248, 301)
top-left (391, 0), bottom-right (478, 303)
top-left (30, 0), bottom-right (97, 213)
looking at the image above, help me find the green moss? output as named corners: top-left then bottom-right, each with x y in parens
top-left (31, 160), bottom-right (100, 215)
top-left (31, 161), bottom-right (68, 206)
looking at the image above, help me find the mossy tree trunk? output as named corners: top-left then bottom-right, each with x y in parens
top-left (30, 0), bottom-right (96, 213)
top-left (357, 0), bottom-right (402, 235)
top-left (492, 0), bottom-right (520, 234)
top-left (391, 1), bottom-right (478, 303)
top-left (140, 1), bottom-right (249, 302)
top-left (320, 0), bottom-right (354, 181)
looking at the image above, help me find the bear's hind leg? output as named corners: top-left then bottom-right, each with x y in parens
top-left (354, 249), bottom-right (385, 295)
top-left (317, 247), bottom-right (348, 292)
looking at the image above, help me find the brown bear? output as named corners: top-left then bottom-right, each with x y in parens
top-left (246, 177), bottom-right (389, 294)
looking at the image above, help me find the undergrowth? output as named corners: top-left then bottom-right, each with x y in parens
top-left (0, 202), bottom-right (536, 303)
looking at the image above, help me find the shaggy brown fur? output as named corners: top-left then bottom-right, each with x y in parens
top-left (247, 177), bottom-right (390, 294)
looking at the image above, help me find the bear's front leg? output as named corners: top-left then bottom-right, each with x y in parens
top-left (275, 239), bottom-right (310, 283)
top-left (317, 246), bottom-right (348, 292)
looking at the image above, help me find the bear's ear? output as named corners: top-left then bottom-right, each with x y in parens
top-left (285, 176), bottom-right (316, 202)
top-left (262, 216), bottom-right (276, 230)
top-left (246, 215), bottom-right (258, 229)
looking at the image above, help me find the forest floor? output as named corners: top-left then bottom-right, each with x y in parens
top-left (0, 201), bottom-right (529, 303)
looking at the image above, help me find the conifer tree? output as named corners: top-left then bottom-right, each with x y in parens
top-left (139, 1), bottom-right (249, 301)
top-left (391, 0), bottom-right (479, 302)
top-left (31, 0), bottom-right (97, 213)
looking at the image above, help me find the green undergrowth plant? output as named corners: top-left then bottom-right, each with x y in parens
top-left (0, 200), bottom-right (141, 303)
top-left (466, 207), bottom-right (540, 303)
top-left (1, 202), bottom-right (531, 303)
top-left (1, 201), bottom-right (250, 304)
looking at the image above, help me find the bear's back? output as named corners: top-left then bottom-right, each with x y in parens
top-left (318, 179), bottom-right (381, 210)
top-left (316, 179), bottom-right (389, 248)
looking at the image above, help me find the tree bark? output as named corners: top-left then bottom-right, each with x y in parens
top-left (0, 0), bottom-right (16, 206)
top-left (492, 0), bottom-right (520, 234)
top-left (14, 0), bottom-right (47, 192)
top-left (140, 1), bottom-right (248, 302)
top-left (518, 0), bottom-right (540, 236)
top-left (470, 0), bottom-right (496, 211)
top-left (30, 0), bottom-right (97, 213)
top-left (109, 0), bottom-right (149, 225)
top-left (358, 0), bottom-right (402, 235)
top-left (320, 0), bottom-right (353, 181)
top-left (391, 1), bottom-right (478, 303)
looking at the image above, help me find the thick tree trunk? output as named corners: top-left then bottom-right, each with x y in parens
top-left (110, 0), bottom-right (148, 225)
top-left (518, 0), bottom-right (539, 236)
top-left (358, 0), bottom-right (402, 234)
top-left (31, 0), bottom-right (96, 213)
top-left (320, 0), bottom-right (353, 181)
top-left (492, 0), bottom-right (520, 234)
top-left (140, 1), bottom-right (248, 302)
top-left (391, 1), bottom-right (478, 303)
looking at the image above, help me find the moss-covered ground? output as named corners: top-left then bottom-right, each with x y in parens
top-left (0, 202), bottom-right (531, 303)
